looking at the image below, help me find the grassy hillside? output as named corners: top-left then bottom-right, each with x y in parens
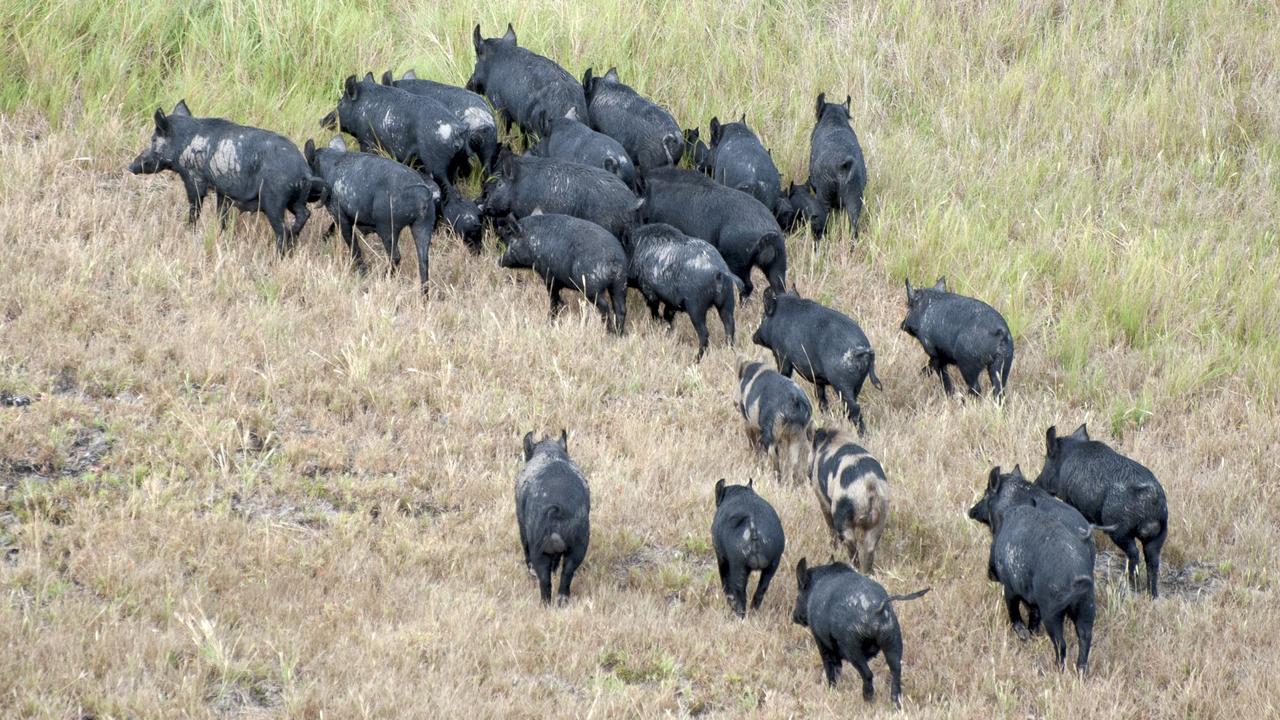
top-left (2, 0), bottom-right (1277, 717)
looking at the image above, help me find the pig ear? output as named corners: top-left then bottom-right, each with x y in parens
top-left (763, 287), bottom-right (777, 316)
top-left (403, 69), bottom-right (417, 80)
top-left (933, 276), bottom-right (947, 292)
top-left (153, 108), bottom-right (171, 135)
top-left (844, 95), bottom-right (852, 111)
top-left (381, 70), bottom-right (394, 86)
top-left (558, 429), bottom-right (568, 451)
top-left (987, 466), bottom-right (1000, 490)
top-left (171, 99), bottom-right (191, 117)
top-left (303, 139), bottom-right (315, 163)
top-left (603, 156), bottom-right (618, 174)
top-left (473, 25), bottom-right (484, 54)
top-left (1070, 423), bottom-right (1089, 440)
top-left (714, 479), bottom-right (726, 507)
top-left (362, 72), bottom-right (375, 83)
top-left (814, 93), bottom-right (826, 120)
top-left (905, 278), bottom-right (915, 302)
top-left (582, 67), bottom-right (594, 93)
top-left (1012, 464), bottom-right (1024, 480)
top-left (748, 477), bottom-right (754, 489)
top-left (522, 431), bottom-right (535, 461)
top-left (630, 197), bottom-right (645, 214)
top-left (1046, 426), bottom-right (1058, 458)
top-left (344, 75), bottom-right (359, 100)
top-left (328, 136), bottom-right (347, 152)
top-left (709, 117), bottom-right (721, 144)
top-left (795, 558), bottom-right (810, 590)
top-left (502, 23), bottom-right (516, 44)
top-left (604, 67), bottom-right (619, 82)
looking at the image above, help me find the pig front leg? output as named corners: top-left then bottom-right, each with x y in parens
top-left (180, 174), bottom-right (208, 225)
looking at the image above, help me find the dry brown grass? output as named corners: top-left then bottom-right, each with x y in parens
top-left (3, 1), bottom-right (1280, 717)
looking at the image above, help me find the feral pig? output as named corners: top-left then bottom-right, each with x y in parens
top-left (128, 101), bottom-right (320, 254)
top-left (467, 24), bottom-right (589, 138)
top-left (968, 465), bottom-right (1099, 542)
top-left (683, 127), bottom-right (710, 172)
top-left (784, 181), bottom-right (829, 239)
top-left (497, 213), bottom-right (627, 334)
top-left (901, 277), bottom-right (1014, 398)
top-left (531, 116), bottom-right (638, 190)
top-left (640, 167), bottom-right (787, 299)
top-left (711, 478), bottom-right (785, 617)
top-left (304, 138), bottom-right (439, 292)
top-left (515, 430), bottom-right (591, 604)
top-left (381, 69), bottom-right (499, 172)
top-left (582, 67), bottom-right (683, 171)
top-left (970, 466), bottom-right (1098, 672)
top-left (793, 558), bottom-right (929, 706)
top-left (809, 429), bottom-right (888, 573)
top-left (809, 93), bottom-right (867, 237)
top-left (480, 152), bottom-right (642, 237)
top-left (735, 359), bottom-right (813, 484)
top-left (320, 74), bottom-right (468, 187)
top-left (704, 116), bottom-right (785, 219)
top-left (1036, 424), bottom-right (1169, 598)
top-left (438, 183), bottom-right (484, 252)
top-left (623, 223), bottom-right (742, 359)
top-left (752, 289), bottom-right (883, 434)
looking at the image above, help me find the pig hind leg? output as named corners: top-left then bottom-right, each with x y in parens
top-left (725, 562), bottom-right (748, 617)
top-left (856, 522), bottom-right (882, 574)
top-left (1041, 610), bottom-right (1069, 670)
top-left (816, 640), bottom-right (843, 685)
top-left (1115, 532), bottom-right (1142, 593)
top-left (846, 652), bottom-right (875, 702)
top-left (335, 213), bottom-right (367, 272)
top-left (749, 559), bottom-right (778, 610)
top-left (288, 194), bottom-right (311, 239)
top-left (1004, 586), bottom-right (1030, 640)
top-left (548, 280), bottom-right (568, 318)
top-left (716, 292), bottom-right (736, 345)
top-left (930, 357), bottom-right (955, 394)
top-left (690, 304), bottom-right (711, 361)
top-left (607, 278), bottom-right (627, 335)
top-left (958, 361), bottom-right (984, 397)
top-left (557, 544), bottom-right (586, 604)
top-left (1141, 527), bottom-right (1166, 598)
top-left (1071, 597), bottom-right (1095, 672)
top-left (883, 643), bottom-right (905, 707)
top-left (531, 554), bottom-right (555, 604)
top-left (373, 221), bottom-right (403, 273)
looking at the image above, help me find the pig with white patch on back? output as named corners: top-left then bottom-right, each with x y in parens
top-left (751, 289), bottom-right (883, 434)
top-left (711, 478), bottom-right (785, 617)
top-left (496, 213), bottom-right (627, 334)
top-left (515, 430), bottom-right (591, 605)
top-left (622, 223), bottom-right (742, 360)
top-left (809, 428), bottom-right (888, 573)
top-left (128, 100), bottom-right (322, 254)
top-left (808, 93), bottom-right (867, 238)
top-left (735, 358), bottom-right (813, 484)
top-left (1036, 423), bottom-right (1169, 598)
top-left (466, 24), bottom-right (588, 139)
top-left (582, 67), bottom-right (684, 172)
top-left (319, 74), bottom-right (469, 188)
top-left (702, 116), bottom-right (786, 221)
top-left (381, 69), bottom-right (499, 173)
top-left (969, 465), bottom-right (1099, 672)
top-left (792, 558), bottom-right (929, 707)
top-left (639, 167), bottom-right (787, 299)
top-left (530, 116), bottom-right (637, 190)
top-left (479, 151), bottom-right (642, 237)
top-left (901, 276), bottom-right (1014, 398)
top-left (304, 138), bottom-right (438, 292)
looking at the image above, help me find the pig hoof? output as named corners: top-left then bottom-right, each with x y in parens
top-left (1013, 622), bottom-right (1031, 641)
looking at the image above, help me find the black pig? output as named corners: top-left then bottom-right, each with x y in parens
top-left (582, 67), bottom-right (683, 171)
top-left (439, 183), bottom-right (484, 252)
top-left (496, 213), bottom-right (627, 334)
top-left (515, 430), bottom-right (591, 604)
top-left (304, 138), bottom-right (438, 292)
top-left (968, 465), bottom-right (1101, 542)
top-left (970, 466), bottom-right (1099, 672)
top-left (479, 152), bottom-right (642, 237)
top-left (711, 478), bottom-right (785, 617)
top-left (381, 69), bottom-right (499, 172)
top-left (640, 167), bottom-right (787, 298)
top-left (901, 277), bottom-right (1014, 398)
top-left (704, 116), bottom-right (785, 218)
top-left (735, 359), bottom-right (813, 484)
top-left (784, 181), bottom-right (829, 238)
top-left (623, 223), bottom-right (742, 359)
top-left (793, 558), bottom-right (929, 706)
top-left (808, 93), bottom-right (867, 238)
top-left (467, 25), bottom-right (589, 138)
top-left (320, 74), bottom-right (468, 187)
top-left (1036, 424), bottom-right (1169, 598)
top-left (752, 289), bottom-right (883, 434)
top-left (128, 101), bottom-right (319, 254)
top-left (530, 116), bottom-right (638, 190)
